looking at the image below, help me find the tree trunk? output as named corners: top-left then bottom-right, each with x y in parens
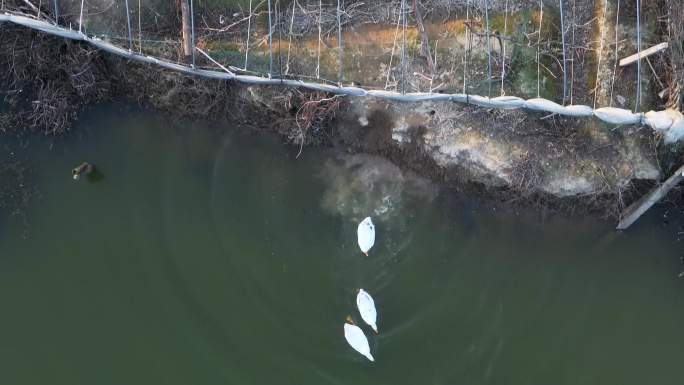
top-left (180, 0), bottom-right (192, 61)
top-left (412, 0), bottom-right (434, 73)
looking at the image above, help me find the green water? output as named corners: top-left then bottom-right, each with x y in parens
top-left (1, 104), bottom-right (684, 385)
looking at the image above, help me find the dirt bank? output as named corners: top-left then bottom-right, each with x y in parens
top-left (0, 21), bottom-right (679, 219)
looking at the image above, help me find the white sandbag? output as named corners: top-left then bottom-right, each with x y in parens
top-left (366, 91), bottom-right (449, 102)
top-left (89, 38), bottom-right (133, 57)
top-left (593, 107), bottom-right (641, 125)
top-left (491, 96), bottom-right (526, 109)
top-left (644, 109), bottom-right (682, 132)
top-left (464, 95), bottom-right (495, 108)
top-left (5, 14), bottom-right (84, 40)
top-left (663, 114), bottom-right (684, 144)
top-left (466, 95), bottom-right (524, 109)
top-left (563, 105), bottom-right (594, 117)
top-left (450, 94), bottom-right (469, 103)
top-left (523, 98), bottom-right (566, 114)
top-left (405, 93), bottom-right (454, 102)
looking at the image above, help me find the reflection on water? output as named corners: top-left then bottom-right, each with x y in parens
top-left (1, 104), bottom-right (684, 385)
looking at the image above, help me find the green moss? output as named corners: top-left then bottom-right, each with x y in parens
top-left (495, 7), bottom-right (562, 99)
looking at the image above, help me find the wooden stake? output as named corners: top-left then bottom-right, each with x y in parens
top-left (78, 0), bottom-right (85, 33)
top-left (593, 0), bottom-right (608, 109)
top-left (181, 0), bottom-right (192, 60)
top-left (619, 42), bottom-right (669, 66)
top-left (617, 164), bottom-right (684, 230)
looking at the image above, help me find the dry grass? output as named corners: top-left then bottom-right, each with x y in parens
top-left (0, 25), bottom-right (110, 134)
top-left (291, 92), bottom-right (342, 157)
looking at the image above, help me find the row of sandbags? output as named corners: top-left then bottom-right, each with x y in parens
top-left (459, 95), bottom-right (684, 144)
top-left (2, 12), bottom-right (683, 143)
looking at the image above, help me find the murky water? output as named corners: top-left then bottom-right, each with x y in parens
top-left (1, 104), bottom-right (684, 385)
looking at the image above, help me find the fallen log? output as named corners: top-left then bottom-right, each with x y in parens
top-left (619, 42), bottom-right (669, 67)
top-left (616, 163), bottom-right (684, 230)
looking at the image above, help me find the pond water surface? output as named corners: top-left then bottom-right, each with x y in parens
top-left (1, 104), bottom-right (684, 385)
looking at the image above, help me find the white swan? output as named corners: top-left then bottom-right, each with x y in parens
top-left (357, 217), bottom-right (375, 256)
top-left (344, 317), bottom-right (374, 362)
top-left (356, 289), bottom-right (378, 333)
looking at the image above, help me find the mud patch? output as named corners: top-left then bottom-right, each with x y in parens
top-left (318, 153), bottom-right (437, 223)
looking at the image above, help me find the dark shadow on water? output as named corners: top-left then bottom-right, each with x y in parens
top-left (85, 167), bottom-right (105, 183)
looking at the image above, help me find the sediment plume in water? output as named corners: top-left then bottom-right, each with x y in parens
top-left (319, 153), bottom-right (437, 223)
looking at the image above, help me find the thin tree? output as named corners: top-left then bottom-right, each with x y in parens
top-left (485, 0), bottom-right (492, 97)
top-left (244, 0), bottom-right (253, 70)
top-left (559, 0), bottom-right (567, 104)
top-left (316, 0), bottom-right (322, 79)
top-left (385, 3), bottom-right (403, 90)
top-left (593, 0), bottom-right (609, 109)
top-left (609, 0), bottom-right (620, 106)
top-left (124, 0), bottom-right (133, 50)
top-left (501, 0), bottom-right (509, 95)
top-left (635, 0), bottom-right (641, 112)
top-left (268, 0), bottom-right (273, 75)
top-left (285, 0), bottom-right (296, 75)
top-left (400, 0), bottom-right (407, 94)
top-left (412, 0), bottom-right (434, 73)
top-left (337, 0), bottom-right (344, 83)
top-left (536, 0), bottom-right (544, 97)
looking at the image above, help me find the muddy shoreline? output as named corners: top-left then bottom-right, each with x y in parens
top-left (0, 24), bottom-right (682, 223)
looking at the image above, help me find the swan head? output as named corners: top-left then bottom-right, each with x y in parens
top-left (345, 315), bottom-right (355, 325)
